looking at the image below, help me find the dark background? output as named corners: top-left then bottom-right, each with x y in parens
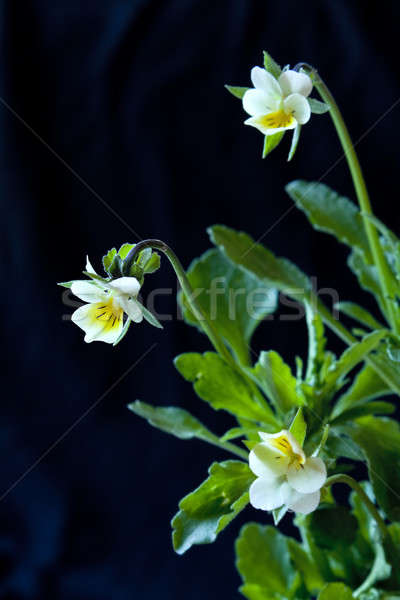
top-left (1, 1), bottom-right (400, 598)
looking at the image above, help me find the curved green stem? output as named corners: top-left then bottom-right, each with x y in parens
top-left (325, 474), bottom-right (400, 586)
top-left (125, 239), bottom-right (234, 364)
top-left (325, 474), bottom-right (388, 540)
top-left (200, 432), bottom-right (248, 460)
top-left (297, 64), bottom-right (398, 334)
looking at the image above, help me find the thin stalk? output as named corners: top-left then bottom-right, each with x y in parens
top-left (295, 63), bottom-right (398, 334)
top-left (125, 240), bottom-right (234, 364)
top-left (200, 433), bottom-right (248, 460)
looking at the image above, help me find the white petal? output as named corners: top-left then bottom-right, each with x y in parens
top-left (279, 70), bottom-right (312, 98)
top-left (249, 442), bottom-right (289, 479)
top-left (287, 457), bottom-right (327, 494)
top-left (71, 303), bottom-right (122, 344)
top-left (118, 296), bottom-right (144, 323)
top-left (71, 281), bottom-right (107, 303)
top-left (249, 477), bottom-right (284, 511)
top-left (283, 94), bottom-right (311, 125)
top-left (285, 488), bottom-right (321, 515)
top-left (86, 256), bottom-right (97, 275)
top-left (258, 430), bottom-right (305, 461)
top-left (251, 67), bottom-right (281, 95)
top-left (109, 277), bottom-right (140, 297)
top-left (242, 89), bottom-right (273, 116)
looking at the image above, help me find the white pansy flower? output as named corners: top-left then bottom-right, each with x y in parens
top-left (249, 429), bottom-right (326, 515)
top-left (70, 258), bottom-right (143, 344)
top-left (243, 67), bottom-right (313, 135)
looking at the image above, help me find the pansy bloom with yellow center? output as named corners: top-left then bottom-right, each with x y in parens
top-left (249, 429), bottom-right (326, 515)
top-left (65, 258), bottom-right (161, 345)
top-left (243, 67), bottom-right (312, 135)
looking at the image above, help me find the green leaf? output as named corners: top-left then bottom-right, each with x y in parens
top-left (128, 400), bottom-right (217, 442)
top-left (142, 251), bottom-right (160, 274)
top-left (348, 250), bottom-right (387, 315)
top-left (287, 124), bottom-right (301, 162)
top-left (57, 280), bottom-right (74, 288)
top-left (174, 352), bottom-right (278, 425)
top-left (263, 51), bottom-right (282, 78)
top-left (318, 583), bottom-right (354, 600)
top-left (335, 302), bottom-right (384, 330)
top-left (289, 407), bottom-right (307, 446)
top-left (209, 225), bottom-right (311, 299)
top-left (117, 242), bottom-right (135, 260)
top-left (330, 401), bottom-right (395, 425)
top-left (324, 330), bottom-right (386, 395)
top-left (236, 524), bottom-right (296, 598)
top-left (288, 538), bottom-right (325, 595)
top-left (262, 131), bottom-right (284, 158)
top-left (272, 505), bottom-right (288, 526)
top-left (220, 427), bottom-right (265, 443)
top-left (332, 364), bottom-right (392, 419)
top-left (225, 85), bottom-right (249, 99)
top-left (308, 98), bottom-right (330, 114)
top-left (249, 351), bottom-right (304, 415)
top-left (112, 317), bottom-right (131, 346)
top-left (349, 417), bottom-right (400, 521)
top-left (171, 461), bottom-right (254, 554)
top-left (181, 248), bottom-right (277, 365)
top-left (102, 247), bottom-right (117, 274)
top-left (305, 304), bottom-right (327, 385)
top-left (286, 180), bottom-right (371, 259)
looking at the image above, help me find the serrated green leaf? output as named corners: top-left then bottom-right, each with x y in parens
top-left (209, 225), bottom-right (311, 299)
top-left (287, 124), bottom-right (301, 162)
top-left (330, 401), bottom-right (395, 425)
top-left (335, 302), bottom-right (384, 330)
top-left (262, 51), bottom-right (282, 78)
top-left (225, 85), bottom-right (249, 99)
top-left (262, 131), bottom-right (284, 158)
top-left (171, 461), bottom-right (254, 554)
top-left (181, 248), bottom-right (277, 365)
top-left (349, 417), bottom-right (400, 522)
top-left (128, 400), bottom-right (216, 442)
top-left (289, 407), bottom-right (307, 446)
top-left (174, 352), bottom-right (278, 425)
top-left (332, 364), bottom-right (391, 419)
top-left (324, 330), bottom-right (386, 396)
top-left (236, 524), bottom-right (296, 598)
top-left (318, 583), bottom-right (354, 600)
top-left (118, 242), bottom-right (135, 259)
top-left (308, 98), bottom-right (330, 114)
top-left (102, 247), bottom-right (117, 274)
top-left (286, 180), bottom-right (371, 259)
top-left (248, 351), bottom-right (304, 415)
top-left (142, 252), bottom-right (160, 274)
top-left (348, 250), bottom-right (387, 316)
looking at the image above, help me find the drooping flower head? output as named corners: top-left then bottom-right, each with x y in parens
top-left (243, 67), bottom-right (313, 135)
top-left (60, 251), bottom-right (162, 345)
top-left (249, 429), bottom-right (326, 515)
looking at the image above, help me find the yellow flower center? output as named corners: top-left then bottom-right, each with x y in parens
top-left (90, 298), bottom-right (123, 331)
top-left (269, 433), bottom-right (305, 468)
top-left (259, 109), bottom-right (295, 130)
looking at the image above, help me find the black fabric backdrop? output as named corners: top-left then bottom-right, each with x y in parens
top-left (1, 1), bottom-right (400, 598)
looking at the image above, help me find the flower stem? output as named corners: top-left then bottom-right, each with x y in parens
top-left (125, 239), bottom-right (234, 364)
top-left (296, 64), bottom-right (398, 334)
top-left (325, 474), bottom-right (388, 539)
